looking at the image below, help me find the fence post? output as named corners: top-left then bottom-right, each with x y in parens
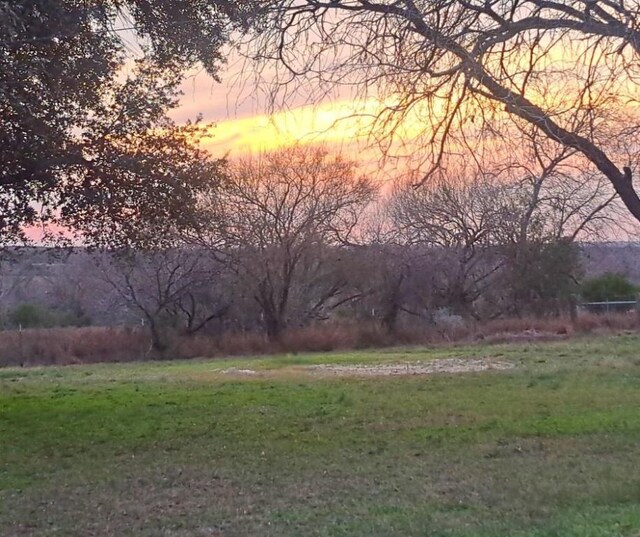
top-left (18, 323), bottom-right (24, 365)
top-left (569, 295), bottom-right (578, 324)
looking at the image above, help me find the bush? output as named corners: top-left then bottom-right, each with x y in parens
top-left (7, 303), bottom-right (91, 329)
top-left (581, 273), bottom-right (638, 302)
top-left (9, 304), bottom-right (52, 329)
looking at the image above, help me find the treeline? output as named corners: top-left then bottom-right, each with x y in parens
top-left (1, 146), bottom-right (638, 354)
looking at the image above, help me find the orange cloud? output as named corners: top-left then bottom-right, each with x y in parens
top-left (201, 98), bottom-right (381, 155)
top-left (197, 94), bottom-right (446, 186)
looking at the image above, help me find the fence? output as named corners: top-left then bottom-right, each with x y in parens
top-left (581, 300), bottom-right (638, 314)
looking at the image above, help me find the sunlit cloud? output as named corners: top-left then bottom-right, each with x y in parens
top-left (201, 99), bottom-right (378, 154)
top-left (196, 95), bottom-right (451, 189)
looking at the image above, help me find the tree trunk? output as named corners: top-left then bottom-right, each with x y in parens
top-left (264, 313), bottom-right (283, 342)
top-left (381, 302), bottom-right (399, 335)
top-left (148, 318), bottom-right (167, 354)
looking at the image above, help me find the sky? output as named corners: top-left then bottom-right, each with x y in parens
top-left (169, 57), bottom-right (401, 182)
top-left (123, 31), bottom-right (640, 243)
top-left (21, 15), bottom-right (640, 244)
top-left (117, 22), bottom-right (369, 169)
top-left (168, 59), bottom-right (467, 191)
top-left (167, 45), bottom-right (624, 188)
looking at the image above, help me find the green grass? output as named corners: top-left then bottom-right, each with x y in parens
top-left (2, 334), bottom-right (640, 536)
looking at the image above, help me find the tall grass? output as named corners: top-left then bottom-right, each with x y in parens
top-left (0, 326), bottom-right (149, 366)
top-left (0, 312), bottom-right (638, 367)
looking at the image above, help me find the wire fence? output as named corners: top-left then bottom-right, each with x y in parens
top-left (581, 300), bottom-right (638, 314)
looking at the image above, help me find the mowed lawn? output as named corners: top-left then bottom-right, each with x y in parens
top-left (2, 335), bottom-right (640, 536)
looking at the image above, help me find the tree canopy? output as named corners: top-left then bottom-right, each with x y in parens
top-left (250, 0), bottom-right (640, 223)
top-left (1, 0), bottom-right (255, 246)
top-left (195, 145), bottom-right (375, 340)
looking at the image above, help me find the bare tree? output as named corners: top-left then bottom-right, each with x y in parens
top-left (249, 1), bottom-right (640, 222)
top-left (0, 250), bottom-right (34, 323)
top-left (98, 249), bottom-right (227, 352)
top-left (486, 134), bottom-right (620, 314)
top-left (388, 150), bottom-right (615, 317)
top-left (40, 251), bottom-right (102, 325)
top-left (488, 125), bottom-right (623, 243)
top-left (390, 173), bottom-right (504, 317)
top-left (353, 203), bottom-right (413, 332)
top-left (198, 145), bottom-right (376, 340)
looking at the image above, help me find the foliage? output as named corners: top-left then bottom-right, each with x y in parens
top-left (6, 303), bottom-right (90, 329)
top-left (500, 238), bottom-right (583, 316)
top-left (8, 304), bottom-right (50, 329)
top-left (581, 273), bottom-right (639, 302)
top-left (0, 0), bottom-right (241, 246)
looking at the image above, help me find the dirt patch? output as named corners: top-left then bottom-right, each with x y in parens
top-left (222, 368), bottom-right (260, 376)
top-left (308, 358), bottom-right (514, 377)
top-left (480, 329), bottom-right (569, 344)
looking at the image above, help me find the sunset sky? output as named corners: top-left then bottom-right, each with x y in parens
top-left (154, 37), bottom-right (640, 245)
top-left (170, 60), bottom-right (401, 181)
top-left (168, 44), bottom-right (630, 186)
top-left (173, 67), bottom-right (351, 146)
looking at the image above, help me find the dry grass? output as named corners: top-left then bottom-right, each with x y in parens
top-left (0, 312), bottom-right (638, 367)
top-left (0, 326), bottom-right (149, 366)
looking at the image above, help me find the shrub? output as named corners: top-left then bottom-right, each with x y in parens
top-left (7, 303), bottom-right (91, 329)
top-left (581, 273), bottom-right (638, 302)
top-left (9, 304), bottom-right (53, 329)
top-left (0, 326), bottom-right (150, 366)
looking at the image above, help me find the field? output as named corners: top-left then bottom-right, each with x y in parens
top-left (2, 334), bottom-right (640, 536)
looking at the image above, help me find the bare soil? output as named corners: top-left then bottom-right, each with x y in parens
top-left (307, 357), bottom-right (514, 377)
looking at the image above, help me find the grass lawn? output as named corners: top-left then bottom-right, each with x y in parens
top-left (2, 334), bottom-right (640, 536)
